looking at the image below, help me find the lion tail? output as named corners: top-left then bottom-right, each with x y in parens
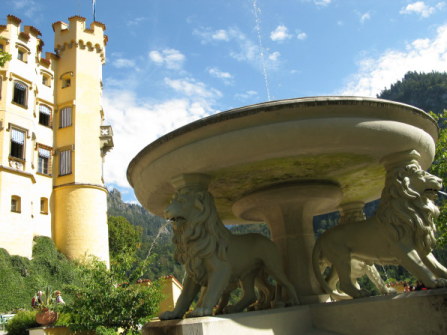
top-left (312, 239), bottom-right (350, 301)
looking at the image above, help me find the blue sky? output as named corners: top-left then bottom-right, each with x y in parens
top-left (2, 0), bottom-right (447, 203)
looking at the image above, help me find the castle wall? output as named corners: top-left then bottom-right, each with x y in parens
top-left (0, 15), bottom-right (111, 263)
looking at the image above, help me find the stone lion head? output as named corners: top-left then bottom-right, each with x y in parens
top-left (164, 186), bottom-right (230, 284)
top-left (378, 161), bottom-right (442, 252)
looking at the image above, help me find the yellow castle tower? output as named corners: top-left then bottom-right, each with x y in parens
top-left (52, 16), bottom-right (112, 265)
top-left (0, 15), bottom-right (113, 264)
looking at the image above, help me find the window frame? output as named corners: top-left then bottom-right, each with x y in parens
top-left (59, 107), bottom-right (72, 128)
top-left (12, 80), bottom-right (28, 107)
top-left (60, 72), bottom-right (73, 89)
top-left (38, 104), bottom-right (52, 127)
top-left (9, 127), bottom-right (26, 160)
top-left (59, 149), bottom-right (72, 176)
top-left (11, 195), bottom-right (21, 213)
top-left (37, 146), bottom-right (51, 175)
top-left (40, 197), bottom-right (49, 214)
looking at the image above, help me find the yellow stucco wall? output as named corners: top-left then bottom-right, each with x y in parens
top-left (53, 185), bottom-right (109, 265)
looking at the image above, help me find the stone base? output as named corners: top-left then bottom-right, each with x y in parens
top-left (143, 288), bottom-right (447, 335)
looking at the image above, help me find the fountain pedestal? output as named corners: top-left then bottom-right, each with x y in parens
top-left (233, 183), bottom-right (342, 302)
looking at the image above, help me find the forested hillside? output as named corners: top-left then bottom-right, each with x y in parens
top-left (107, 189), bottom-right (184, 281)
top-left (378, 71), bottom-right (447, 115)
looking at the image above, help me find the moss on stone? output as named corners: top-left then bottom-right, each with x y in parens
top-left (208, 153), bottom-right (385, 219)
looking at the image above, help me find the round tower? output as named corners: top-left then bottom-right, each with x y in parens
top-left (52, 16), bottom-right (112, 265)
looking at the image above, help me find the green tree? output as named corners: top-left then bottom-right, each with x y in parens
top-left (428, 110), bottom-right (447, 246)
top-left (378, 71), bottom-right (447, 115)
top-left (0, 51), bottom-right (11, 67)
top-left (108, 216), bottom-right (142, 260)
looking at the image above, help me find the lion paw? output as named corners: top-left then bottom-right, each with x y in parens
top-left (159, 310), bottom-right (183, 320)
top-left (345, 288), bottom-right (370, 299)
top-left (186, 307), bottom-right (213, 318)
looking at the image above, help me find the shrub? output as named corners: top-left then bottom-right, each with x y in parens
top-left (0, 237), bottom-right (80, 313)
top-left (63, 259), bottom-right (162, 334)
top-left (5, 310), bottom-right (38, 335)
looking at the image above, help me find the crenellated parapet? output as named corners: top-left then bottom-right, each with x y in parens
top-left (1, 15), bottom-right (44, 61)
top-left (52, 16), bottom-right (107, 63)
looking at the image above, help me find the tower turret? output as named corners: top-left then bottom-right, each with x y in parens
top-left (52, 16), bottom-right (112, 265)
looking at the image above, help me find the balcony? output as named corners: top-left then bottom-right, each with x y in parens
top-left (100, 125), bottom-right (114, 157)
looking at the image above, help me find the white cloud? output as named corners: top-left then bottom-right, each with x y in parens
top-left (164, 77), bottom-right (222, 100)
top-left (195, 26), bottom-right (278, 73)
top-left (314, 0), bottom-right (332, 7)
top-left (212, 29), bottom-right (230, 41)
top-left (268, 51), bottom-right (280, 61)
top-left (208, 67), bottom-right (234, 84)
top-left (270, 25), bottom-right (292, 42)
top-left (339, 23), bottom-right (447, 97)
top-left (297, 32), bottom-right (308, 40)
top-left (235, 90), bottom-right (258, 100)
top-left (194, 27), bottom-right (240, 43)
top-left (400, 1), bottom-right (445, 18)
top-left (360, 12), bottom-right (371, 23)
top-left (112, 58), bottom-right (136, 69)
top-left (148, 49), bottom-right (185, 70)
top-left (103, 78), bottom-right (221, 188)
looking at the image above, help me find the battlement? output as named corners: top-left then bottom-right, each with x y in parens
top-left (52, 16), bottom-right (107, 63)
top-left (1, 15), bottom-right (43, 59)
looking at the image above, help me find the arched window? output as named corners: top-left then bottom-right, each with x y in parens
top-left (12, 81), bottom-right (28, 107)
top-left (10, 128), bottom-right (25, 160)
top-left (37, 146), bottom-right (51, 175)
top-left (60, 72), bottom-right (73, 88)
top-left (38, 105), bottom-right (51, 127)
top-left (42, 74), bottom-right (51, 87)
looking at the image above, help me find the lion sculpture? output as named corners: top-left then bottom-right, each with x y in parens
top-left (312, 158), bottom-right (447, 299)
top-left (159, 186), bottom-right (298, 319)
top-left (324, 206), bottom-right (396, 300)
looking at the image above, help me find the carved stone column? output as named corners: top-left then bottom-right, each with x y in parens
top-left (170, 173), bottom-right (212, 191)
top-left (233, 182), bottom-right (342, 303)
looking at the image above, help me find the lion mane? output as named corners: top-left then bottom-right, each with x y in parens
top-left (312, 157), bottom-right (447, 299)
top-left (376, 163), bottom-right (439, 253)
top-left (171, 188), bottom-right (231, 285)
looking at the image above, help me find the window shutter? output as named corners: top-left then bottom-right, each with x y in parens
top-left (39, 105), bottom-right (51, 115)
top-left (38, 148), bottom-right (51, 158)
top-left (60, 107), bottom-right (72, 128)
top-left (14, 81), bottom-right (27, 90)
top-left (59, 150), bottom-right (72, 175)
top-left (11, 129), bottom-right (25, 144)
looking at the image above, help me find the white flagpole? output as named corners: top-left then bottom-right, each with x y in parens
top-left (92, 0), bottom-right (96, 21)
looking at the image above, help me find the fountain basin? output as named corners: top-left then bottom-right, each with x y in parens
top-left (127, 96), bottom-right (437, 222)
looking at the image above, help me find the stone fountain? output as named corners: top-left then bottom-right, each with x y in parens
top-left (127, 97), bottom-right (447, 335)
